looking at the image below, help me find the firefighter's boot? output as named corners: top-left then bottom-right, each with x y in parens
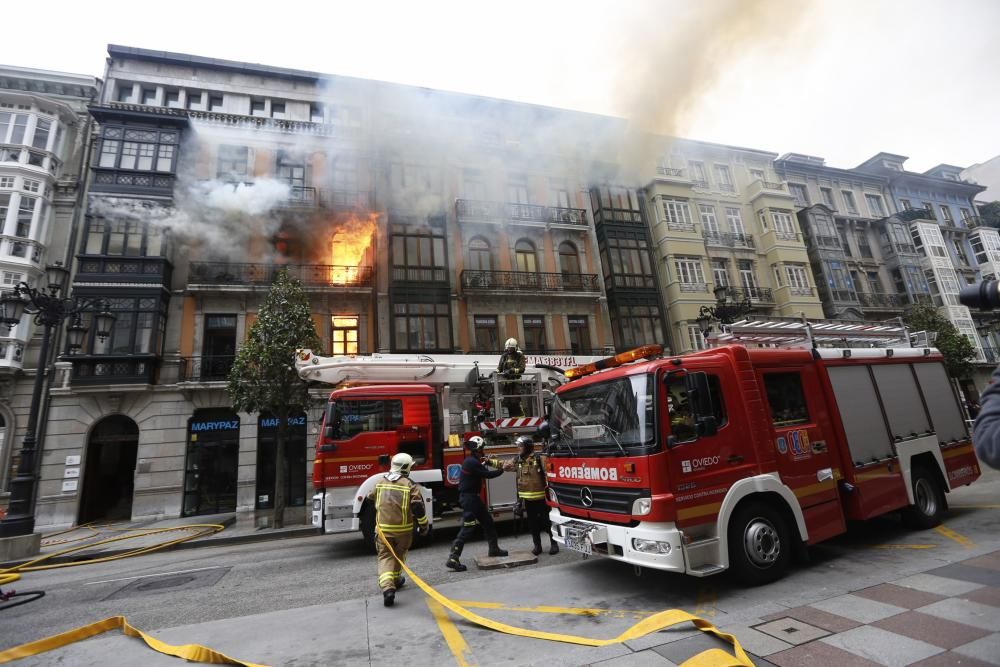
top-left (487, 541), bottom-right (508, 558)
top-left (549, 539), bottom-right (559, 555)
top-left (531, 536), bottom-right (543, 556)
top-left (446, 546), bottom-right (467, 572)
top-left (383, 589), bottom-right (395, 607)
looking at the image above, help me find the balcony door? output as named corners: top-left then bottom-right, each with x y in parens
top-left (202, 315), bottom-right (236, 380)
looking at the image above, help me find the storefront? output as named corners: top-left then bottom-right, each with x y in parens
top-left (183, 409), bottom-right (240, 517)
top-left (255, 413), bottom-right (307, 510)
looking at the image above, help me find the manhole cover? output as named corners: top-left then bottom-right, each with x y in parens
top-left (105, 567), bottom-right (230, 601)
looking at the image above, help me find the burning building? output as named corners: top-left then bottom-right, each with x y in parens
top-left (30, 45), bottom-right (619, 528)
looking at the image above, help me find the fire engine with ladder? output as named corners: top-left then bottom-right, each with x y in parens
top-left (544, 319), bottom-right (982, 584)
top-left (295, 349), bottom-right (604, 550)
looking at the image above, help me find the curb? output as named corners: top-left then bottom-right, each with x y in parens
top-left (1, 519), bottom-right (320, 569)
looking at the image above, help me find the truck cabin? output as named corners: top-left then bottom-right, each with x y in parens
top-left (318, 384), bottom-right (444, 470)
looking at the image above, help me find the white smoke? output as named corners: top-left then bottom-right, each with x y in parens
top-left (190, 179), bottom-right (290, 216)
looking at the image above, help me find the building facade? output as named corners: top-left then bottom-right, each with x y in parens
top-left (27, 46), bottom-right (619, 528)
top-left (649, 140), bottom-right (824, 352)
top-left (0, 66), bottom-right (99, 505)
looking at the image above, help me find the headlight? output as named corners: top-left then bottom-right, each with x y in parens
top-left (632, 497), bottom-right (652, 516)
top-left (631, 538), bottom-right (672, 554)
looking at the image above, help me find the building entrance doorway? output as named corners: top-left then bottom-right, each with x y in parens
top-left (183, 410), bottom-right (239, 517)
top-left (79, 416), bottom-right (139, 523)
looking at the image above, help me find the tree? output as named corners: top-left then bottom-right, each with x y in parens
top-left (903, 303), bottom-right (976, 380)
top-left (227, 268), bottom-right (320, 528)
top-left (978, 201), bottom-right (1000, 229)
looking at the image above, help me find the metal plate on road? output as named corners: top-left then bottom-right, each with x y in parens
top-left (103, 566), bottom-right (231, 601)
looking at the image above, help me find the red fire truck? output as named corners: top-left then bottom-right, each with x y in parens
top-left (294, 350), bottom-right (603, 550)
top-left (545, 320), bottom-right (981, 584)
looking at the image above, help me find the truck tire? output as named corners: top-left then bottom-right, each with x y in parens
top-left (727, 501), bottom-right (792, 586)
top-left (902, 467), bottom-right (944, 529)
top-left (360, 502), bottom-right (377, 554)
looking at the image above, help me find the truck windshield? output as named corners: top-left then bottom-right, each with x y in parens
top-left (548, 373), bottom-right (655, 456)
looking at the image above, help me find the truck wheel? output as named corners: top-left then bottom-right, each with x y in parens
top-left (902, 467), bottom-right (944, 529)
top-left (360, 502), bottom-right (377, 554)
top-left (727, 501), bottom-right (792, 586)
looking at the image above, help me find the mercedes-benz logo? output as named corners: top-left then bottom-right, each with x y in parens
top-left (580, 487), bottom-right (594, 507)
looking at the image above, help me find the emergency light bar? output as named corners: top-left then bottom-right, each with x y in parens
top-left (563, 344), bottom-right (662, 380)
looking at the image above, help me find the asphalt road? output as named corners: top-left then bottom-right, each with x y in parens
top-left (3, 466), bottom-right (999, 666)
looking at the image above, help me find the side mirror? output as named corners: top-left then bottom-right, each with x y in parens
top-left (536, 420), bottom-right (551, 441)
top-left (696, 415), bottom-right (718, 437)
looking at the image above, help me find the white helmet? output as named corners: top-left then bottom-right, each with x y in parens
top-left (390, 452), bottom-right (414, 476)
top-left (505, 338), bottom-right (518, 350)
top-left (465, 435), bottom-right (486, 452)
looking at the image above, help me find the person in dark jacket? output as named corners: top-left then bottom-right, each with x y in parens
top-left (497, 338), bottom-right (527, 417)
top-left (504, 435), bottom-right (558, 556)
top-left (446, 436), bottom-right (508, 571)
top-left (974, 373), bottom-right (1000, 469)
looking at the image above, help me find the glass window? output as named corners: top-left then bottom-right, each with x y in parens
top-left (523, 315), bottom-right (546, 353)
top-left (391, 219), bottom-right (447, 282)
top-left (217, 145), bottom-right (249, 182)
top-left (550, 374), bottom-right (656, 451)
top-left (789, 183), bottom-right (809, 206)
top-left (31, 119), bottom-right (51, 150)
top-left (820, 187), bottom-right (836, 209)
top-left (468, 237), bottom-right (492, 271)
top-left (772, 211), bottom-right (796, 236)
top-left (763, 373), bottom-right (810, 426)
top-left (662, 198), bottom-right (693, 228)
top-left (393, 302), bottom-right (450, 352)
top-left (665, 373), bottom-right (726, 442)
top-left (165, 90), bottom-right (181, 108)
top-left (568, 316), bottom-right (590, 355)
top-left (141, 88), bottom-right (157, 106)
top-left (473, 315), bottom-right (498, 352)
top-left (699, 204), bottom-right (719, 233)
top-left (271, 102), bottom-right (286, 119)
top-left (310, 104), bottom-right (324, 123)
top-left (725, 207), bottom-right (745, 235)
top-left (689, 161), bottom-right (708, 184)
top-left (865, 193), bottom-right (885, 217)
top-left (558, 241), bottom-right (580, 275)
top-left (186, 91), bottom-right (203, 110)
top-left (715, 164), bottom-right (734, 190)
top-left (507, 173), bottom-right (529, 203)
top-left (250, 98), bottom-right (266, 117)
top-left (842, 190), bottom-right (858, 213)
top-left (515, 239), bottom-right (537, 272)
top-left (335, 400), bottom-right (404, 438)
top-left (16, 196), bottom-right (35, 237)
top-left (331, 315), bottom-right (359, 355)
top-left (674, 258), bottom-right (706, 285)
top-left (614, 303), bottom-right (663, 349)
top-left (208, 95), bottom-right (224, 112)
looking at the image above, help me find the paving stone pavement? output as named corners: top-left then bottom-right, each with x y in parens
top-left (749, 548), bottom-right (1000, 667)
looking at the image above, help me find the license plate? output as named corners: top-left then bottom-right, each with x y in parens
top-left (564, 533), bottom-right (592, 555)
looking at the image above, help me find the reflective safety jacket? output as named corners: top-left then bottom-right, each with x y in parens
top-left (505, 453), bottom-right (546, 501)
top-left (367, 475), bottom-right (428, 535)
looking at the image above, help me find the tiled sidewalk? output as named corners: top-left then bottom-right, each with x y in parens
top-left (742, 550), bottom-right (1000, 666)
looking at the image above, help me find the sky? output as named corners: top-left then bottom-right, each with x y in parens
top-left (3, 0), bottom-right (998, 173)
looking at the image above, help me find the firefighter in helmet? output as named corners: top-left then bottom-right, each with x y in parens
top-left (366, 452), bottom-right (429, 607)
top-left (504, 435), bottom-right (558, 555)
top-left (447, 436), bottom-right (508, 571)
top-left (497, 337), bottom-right (527, 417)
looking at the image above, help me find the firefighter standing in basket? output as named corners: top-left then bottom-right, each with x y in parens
top-left (498, 337), bottom-right (527, 418)
top-left (446, 436), bottom-right (508, 571)
top-left (504, 435), bottom-right (558, 556)
top-left (367, 453), bottom-right (428, 607)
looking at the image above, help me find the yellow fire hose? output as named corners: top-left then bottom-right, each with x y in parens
top-left (1, 524), bottom-right (752, 667)
top-left (376, 527), bottom-right (753, 666)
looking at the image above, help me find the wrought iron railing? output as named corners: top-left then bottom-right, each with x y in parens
top-left (790, 286), bottom-right (814, 296)
top-left (656, 167), bottom-right (685, 177)
top-left (982, 347), bottom-right (998, 364)
top-left (189, 262), bottom-right (374, 287)
top-left (726, 287), bottom-right (774, 303)
top-left (592, 207), bottom-right (643, 225)
top-left (179, 355), bottom-right (235, 382)
top-left (857, 292), bottom-right (906, 309)
top-left (455, 199), bottom-right (587, 226)
top-left (461, 270), bottom-right (599, 292)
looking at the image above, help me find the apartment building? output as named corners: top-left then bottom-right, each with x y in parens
top-left (0, 66), bottom-right (99, 504)
top-left (854, 154), bottom-right (989, 363)
top-left (774, 153), bottom-right (931, 320)
top-left (29, 46), bottom-right (616, 528)
top-left (647, 139), bottom-right (824, 352)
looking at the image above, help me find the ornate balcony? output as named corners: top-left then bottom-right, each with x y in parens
top-left (455, 199), bottom-right (587, 227)
top-left (76, 256), bottom-right (171, 285)
top-left (725, 286), bottom-right (774, 304)
top-left (856, 292), bottom-right (907, 310)
top-left (704, 232), bottom-right (755, 249)
top-left (70, 354), bottom-right (158, 385)
top-left (188, 262), bottom-right (373, 289)
top-left (179, 355), bottom-right (235, 382)
top-left (460, 270), bottom-right (599, 293)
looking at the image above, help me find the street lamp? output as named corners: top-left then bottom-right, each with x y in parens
top-left (696, 284), bottom-right (754, 337)
top-left (0, 263), bottom-right (115, 537)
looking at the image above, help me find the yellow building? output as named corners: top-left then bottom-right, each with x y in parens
top-left (644, 139), bottom-right (824, 352)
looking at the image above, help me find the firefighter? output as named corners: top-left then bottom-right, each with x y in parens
top-left (367, 452), bottom-right (429, 607)
top-left (497, 337), bottom-right (527, 417)
top-left (446, 436), bottom-right (508, 571)
top-left (505, 435), bottom-right (558, 556)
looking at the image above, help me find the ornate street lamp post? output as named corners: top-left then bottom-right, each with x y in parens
top-left (695, 284), bottom-right (754, 338)
top-left (0, 263), bottom-right (115, 537)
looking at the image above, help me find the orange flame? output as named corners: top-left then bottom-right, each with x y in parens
top-left (329, 212), bottom-right (377, 285)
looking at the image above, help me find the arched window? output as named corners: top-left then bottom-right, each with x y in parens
top-left (559, 241), bottom-right (580, 275)
top-left (515, 239), bottom-right (537, 273)
top-left (468, 237), bottom-right (492, 271)
top-left (559, 241), bottom-right (583, 290)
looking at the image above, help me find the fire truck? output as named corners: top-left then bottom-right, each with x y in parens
top-left (294, 350), bottom-right (604, 550)
top-left (545, 319), bottom-right (982, 585)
